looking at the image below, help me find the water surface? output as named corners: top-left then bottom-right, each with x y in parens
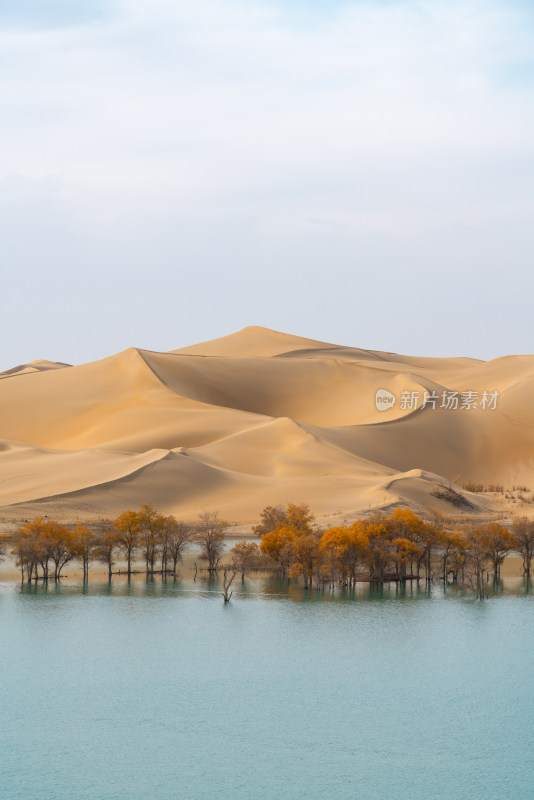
top-left (1, 576), bottom-right (533, 799)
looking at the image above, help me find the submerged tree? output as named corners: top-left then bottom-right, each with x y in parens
top-left (439, 530), bottom-right (467, 583)
top-left (482, 522), bottom-right (514, 581)
top-left (230, 541), bottom-right (260, 580)
top-left (94, 523), bottom-right (118, 581)
top-left (512, 516), bottom-right (534, 578)
top-left (319, 524), bottom-right (368, 587)
top-left (289, 532), bottom-right (321, 589)
top-left (33, 517), bottom-right (54, 581)
top-left (3, 502), bottom-right (525, 600)
top-left (197, 511), bottom-right (226, 573)
top-left (11, 525), bottom-right (36, 583)
top-left (222, 567), bottom-right (236, 602)
top-left (463, 526), bottom-right (492, 598)
top-left (260, 524), bottom-right (297, 575)
top-left (164, 516), bottom-right (193, 576)
top-left (72, 523), bottom-right (97, 582)
top-left (113, 510), bottom-right (141, 579)
top-left (0, 533), bottom-right (8, 561)
top-left (137, 503), bottom-right (166, 575)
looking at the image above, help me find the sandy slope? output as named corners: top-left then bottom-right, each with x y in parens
top-left (0, 359), bottom-right (71, 380)
top-left (0, 325), bottom-right (532, 525)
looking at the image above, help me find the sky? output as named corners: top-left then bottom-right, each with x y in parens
top-left (1, 0), bottom-right (534, 366)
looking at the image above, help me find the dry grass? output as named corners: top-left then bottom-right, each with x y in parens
top-left (431, 485), bottom-right (473, 508)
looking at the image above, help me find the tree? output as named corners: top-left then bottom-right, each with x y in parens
top-left (164, 516), bottom-right (193, 576)
top-left (252, 505), bottom-right (287, 537)
top-left (11, 526), bottom-right (34, 583)
top-left (483, 522), bottom-right (514, 581)
top-left (512, 516), bottom-right (534, 578)
top-left (10, 519), bottom-right (47, 582)
top-left (392, 537), bottom-right (423, 582)
top-left (365, 513), bottom-right (394, 584)
top-left (256, 503), bottom-right (317, 583)
top-left (464, 526), bottom-right (492, 598)
top-left (137, 503), bottom-right (166, 575)
top-left (72, 523), bottom-right (96, 582)
top-left (47, 521), bottom-right (74, 581)
top-left (289, 532), bottom-right (321, 589)
top-left (113, 510), bottom-right (141, 579)
top-left (388, 508), bottom-right (437, 581)
top-left (0, 533), bottom-right (8, 561)
top-left (285, 504), bottom-right (315, 534)
top-left (439, 530), bottom-right (467, 583)
top-left (230, 541), bottom-right (260, 580)
top-left (319, 527), bottom-right (344, 586)
top-left (197, 511), bottom-right (226, 573)
top-left (319, 524), bottom-right (368, 587)
top-left (26, 516), bottom-right (54, 581)
top-left (222, 568), bottom-right (236, 602)
top-left (253, 503), bottom-right (315, 537)
top-left (260, 524), bottom-right (297, 574)
top-left (94, 523), bottom-right (118, 581)
top-left (448, 535), bottom-right (467, 584)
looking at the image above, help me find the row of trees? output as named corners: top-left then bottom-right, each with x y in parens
top-left (2, 501), bottom-right (533, 599)
top-left (256, 504), bottom-right (534, 598)
top-left (2, 505), bottom-right (229, 583)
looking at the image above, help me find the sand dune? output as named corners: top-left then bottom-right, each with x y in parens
top-left (0, 359), bottom-right (71, 380)
top-left (0, 325), bottom-right (532, 524)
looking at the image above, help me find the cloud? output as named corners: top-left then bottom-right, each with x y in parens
top-left (1, 0), bottom-right (534, 362)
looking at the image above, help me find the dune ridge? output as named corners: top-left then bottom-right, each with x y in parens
top-left (0, 325), bottom-right (532, 524)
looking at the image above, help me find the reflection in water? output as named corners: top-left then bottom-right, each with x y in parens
top-left (2, 565), bottom-right (534, 800)
top-left (11, 569), bottom-right (534, 602)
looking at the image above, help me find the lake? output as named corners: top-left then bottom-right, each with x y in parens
top-left (1, 572), bottom-right (533, 799)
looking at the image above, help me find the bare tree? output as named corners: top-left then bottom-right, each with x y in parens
top-left (94, 522), bottom-right (118, 581)
top-left (164, 517), bottom-right (193, 576)
top-left (197, 511), bottom-right (226, 573)
top-left (72, 524), bottom-right (97, 582)
top-left (222, 568), bottom-right (236, 602)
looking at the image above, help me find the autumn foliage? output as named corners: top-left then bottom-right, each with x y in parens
top-left (9, 505), bottom-right (195, 583)
top-left (257, 503), bottom-right (529, 597)
top-left (4, 500), bottom-right (533, 599)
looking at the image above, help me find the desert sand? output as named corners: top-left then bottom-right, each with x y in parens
top-left (0, 326), bottom-right (532, 528)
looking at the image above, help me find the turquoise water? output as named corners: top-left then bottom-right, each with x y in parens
top-left (1, 576), bottom-right (533, 799)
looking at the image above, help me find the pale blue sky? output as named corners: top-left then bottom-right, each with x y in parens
top-left (2, 0), bottom-right (534, 366)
